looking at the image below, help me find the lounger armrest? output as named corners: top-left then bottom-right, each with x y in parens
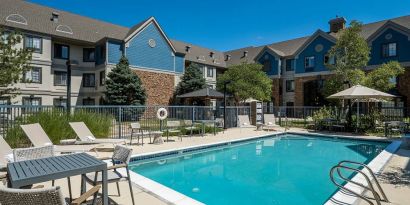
top-left (71, 185), bottom-right (101, 205)
top-left (97, 156), bottom-right (112, 161)
top-left (108, 164), bottom-right (127, 170)
top-left (0, 173), bottom-right (7, 179)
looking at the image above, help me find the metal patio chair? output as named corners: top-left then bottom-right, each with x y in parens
top-left (84, 145), bottom-right (135, 205)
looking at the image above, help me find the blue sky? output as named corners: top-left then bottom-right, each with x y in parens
top-left (29, 0), bottom-right (410, 51)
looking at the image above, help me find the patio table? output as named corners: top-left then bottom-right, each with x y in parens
top-left (7, 153), bottom-right (109, 205)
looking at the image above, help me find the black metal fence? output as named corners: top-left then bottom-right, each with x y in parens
top-left (0, 105), bottom-right (251, 139)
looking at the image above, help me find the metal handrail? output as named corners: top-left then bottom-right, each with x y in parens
top-left (338, 160), bottom-right (388, 202)
top-left (329, 161), bottom-right (389, 205)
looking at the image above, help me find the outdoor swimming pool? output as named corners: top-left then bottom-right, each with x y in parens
top-left (130, 134), bottom-right (388, 205)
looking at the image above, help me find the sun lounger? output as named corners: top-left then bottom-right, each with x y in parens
top-left (262, 114), bottom-right (280, 131)
top-left (237, 115), bottom-right (256, 129)
top-left (69, 122), bottom-right (126, 145)
top-left (0, 137), bottom-right (13, 169)
top-left (20, 123), bottom-right (98, 154)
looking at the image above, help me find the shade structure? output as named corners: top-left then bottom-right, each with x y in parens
top-left (328, 85), bottom-right (395, 100)
top-left (327, 84), bottom-right (396, 132)
top-left (177, 87), bottom-right (225, 99)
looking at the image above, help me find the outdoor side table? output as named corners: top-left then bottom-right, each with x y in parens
top-left (7, 153), bottom-right (109, 205)
top-left (256, 122), bottom-right (263, 131)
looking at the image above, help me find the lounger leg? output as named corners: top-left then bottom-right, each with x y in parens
top-left (52, 180), bottom-right (55, 186)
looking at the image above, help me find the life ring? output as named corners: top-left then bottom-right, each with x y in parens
top-left (156, 108), bottom-right (168, 120)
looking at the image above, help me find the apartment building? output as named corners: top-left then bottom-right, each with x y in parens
top-left (0, 0), bottom-right (409, 107)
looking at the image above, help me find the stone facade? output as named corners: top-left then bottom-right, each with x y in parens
top-left (133, 70), bottom-right (175, 105)
top-left (398, 68), bottom-right (410, 106)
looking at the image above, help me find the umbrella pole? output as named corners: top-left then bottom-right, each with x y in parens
top-left (356, 101), bottom-right (359, 133)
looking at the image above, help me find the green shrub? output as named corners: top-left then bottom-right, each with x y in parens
top-left (5, 109), bottom-right (113, 148)
top-left (312, 106), bottom-right (335, 128)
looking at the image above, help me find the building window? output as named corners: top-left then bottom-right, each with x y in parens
top-left (54, 43), bottom-right (70, 59)
top-left (83, 48), bottom-right (95, 62)
top-left (1, 31), bottom-right (10, 44)
top-left (304, 56), bottom-right (315, 70)
top-left (23, 67), bottom-right (41, 83)
top-left (382, 43), bottom-right (397, 58)
top-left (286, 80), bottom-right (295, 92)
top-left (53, 98), bottom-right (67, 107)
top-left (263, 60), bottom-right (271, 72)
top-left (24, 35), bottom-right (42, 53)
top-left (324, 54), bottom-right (335, 65)
top-left (82, 98), bottom-right (95, 106)
top-left (54, 71), bottom-right (67, 86)
top-left (83, 73), bottom-right (95, 87)
top-left (207, 67), bottom-right (214, 77)
top-left (0, 97), bottom-right (10, 114)
top-left (100, 70), bottom-right (106, 86)
top-left (286, 59), bottom-right (295, 71)
top-left (22, 97), bottom-right (41, 113)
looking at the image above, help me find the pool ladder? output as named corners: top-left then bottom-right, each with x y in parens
top-left (329, 160), bottom-right (389, 205)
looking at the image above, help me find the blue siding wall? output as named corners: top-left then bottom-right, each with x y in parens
top-left (369, 28), bottom-right (410, 65)
top-left (257, 51), bottom-right (279, 75)
top-left (126, 23), bottom-right (177, 72)
top-left (295, 36), bottom-right (335, 74)
top-left (107, 41), bottom-right (123, 64)
top-left (175, 55), bottom-right (184, 73)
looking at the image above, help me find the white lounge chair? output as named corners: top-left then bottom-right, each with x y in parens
top-left (69, 122), bottom-right (126, 145)
top-left (20, 123), bottom-right (98, 154)
top-left (237, 115), bottom-right (256, 129)
top-left (0, 137), bottom-right (13, 169)
top-left (262, 114), bottom-right (280, 131)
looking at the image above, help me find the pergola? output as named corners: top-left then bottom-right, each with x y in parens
top-left (177, 87), bottom-right (225, 105)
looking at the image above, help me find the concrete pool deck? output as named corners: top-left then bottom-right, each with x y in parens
top-left (2, 127), bottom-right (409, 205)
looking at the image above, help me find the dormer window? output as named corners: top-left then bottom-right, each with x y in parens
top-left (51, 12), bottom-right (59, 22)
top-left (225, 54), bottom-right (231, 61)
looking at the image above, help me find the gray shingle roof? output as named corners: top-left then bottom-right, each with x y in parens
top-left (0, 0), bottom-right (130, 43)
top-left (171, 39), bottom-right (226, 68)
top-left (177, 87), bottom-right (225, 99)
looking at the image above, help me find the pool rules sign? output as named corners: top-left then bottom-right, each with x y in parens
top-left (251, 101), bottom-right (263, 125)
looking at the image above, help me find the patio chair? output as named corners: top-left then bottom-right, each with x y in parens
top-left (388, 121), bottom-right (406, 137)
top-left (182, 120), bottom-right (200, 136)
top-left (165, 121), bottom-right (182, 141)
top-left (129, 122), bottom-right (151, 145)
top-left (237, 115), bottom-right (256, 130)
top-left (215, 118), bottom-right (224, 133)
top-left (0, 185), bottom-right (101, 205)
top-left (69, 122), bottom-right (126, 145)
top-left (262, 114), bottom-right (280, 131)
top-left (20, 123), bottom-right (98, 155)
top-left (0, 137), bottom-right (13, 169)
top-left (84, 145), bottom-right (135, 205)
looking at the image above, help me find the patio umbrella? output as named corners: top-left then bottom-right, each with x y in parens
top-left (328, 85), bottom-right (396, 132)
top-left (177, 87), bottom-right (225, 99)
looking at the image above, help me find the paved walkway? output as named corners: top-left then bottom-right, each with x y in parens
top-left (2, 128), bottom-right (409, 205)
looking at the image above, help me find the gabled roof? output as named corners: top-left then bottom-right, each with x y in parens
top-left (124, 17), bottom-right (177, 53)
top-left (366, 20), bottom-right (410, 42)
top-left (253, 46), bottom-right (285, 62)
top-left (171, 39), bottom-right (226, 68)
top-left (292, 29), bottom-right (337, 57)
top-left (224, 46), bottom-right (265, 66)
top-left (0, 0), bottom-right (129, 43)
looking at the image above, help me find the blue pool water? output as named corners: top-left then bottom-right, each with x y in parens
top-left (130, 134), bottom-right (387, 205)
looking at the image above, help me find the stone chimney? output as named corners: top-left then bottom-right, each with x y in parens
top-left (329, 16), bottom-right (346, 33)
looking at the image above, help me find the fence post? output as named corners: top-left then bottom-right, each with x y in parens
top-left (192, 106), bottom-right (195, 122)
top-left (118, 106), bottom-right (122, 139)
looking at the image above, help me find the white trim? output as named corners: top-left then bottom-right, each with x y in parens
top-left (367, 20), bottom-right (410, 44)
top-left (5, 14), bottom-right (28, 25)
top-left (55, 25), bottom-right (73, 35)
top-left (124, 17), bottom-right (177, 53)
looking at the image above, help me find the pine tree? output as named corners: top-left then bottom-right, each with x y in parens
top-left (105, 56), bottom-right (146, 105)
top-left (175, 63), bottom-right (206, 96)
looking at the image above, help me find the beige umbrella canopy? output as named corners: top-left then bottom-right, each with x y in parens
top-left (328, 85), bottom-right (395, 100)
top-left (328, 85), bottom-right (396, 132)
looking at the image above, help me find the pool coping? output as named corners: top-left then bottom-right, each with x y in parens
top-left (121, 131), bottom-right (399, 205)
